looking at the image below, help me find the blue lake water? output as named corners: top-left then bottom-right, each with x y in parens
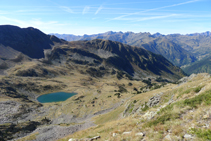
top-left (37, 92), bottom-right (77, 103)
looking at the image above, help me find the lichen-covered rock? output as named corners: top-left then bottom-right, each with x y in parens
top-left (147, 93), bottom-right (163, 107)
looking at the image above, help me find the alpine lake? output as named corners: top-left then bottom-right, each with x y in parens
top-left (37, 92), bottom-right (77, 103)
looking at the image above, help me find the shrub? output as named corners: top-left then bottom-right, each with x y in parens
top-left (128, 82), bottom-right (133, 86)
top-left (146, 113), bottom-right (180, 127)
top-left (133, 87), bottom-right (138, 91)
top-left (191, 128), bottom-right (211, 140)
top-left (114, 93), bottom-right (121, 98)
top-left (128, 104), bottom-right (134, 113)
top-left (118, 86), bottom-right (127, 93)
top-left (178, 85), bottom-right (204, 98)
top-left (142, 102), bottom-right (149, 112)
top-left (117, 71), bottom-right (124, 79)
top-left (142, 80), bottom-right (151, 85)
top-left (184, 90), bottom-right (211, 108)
top-left (193, 85), bottom-right (204, 93)
top-left (125, 73), bottom-right (133, 80)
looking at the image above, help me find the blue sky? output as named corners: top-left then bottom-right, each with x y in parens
top-left (0, 0), bottom-right (210, 35)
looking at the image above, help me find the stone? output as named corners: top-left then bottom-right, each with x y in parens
top-left (183, 134), bottom-right (194, 139)
top-left (203, 114), bottom-right (210, 119)
top-left (164, 134), bottom-right (172, 141)
top-left (135, 132), bottom-right (145, 136)
top-left (92, 136), bottom-right (101, 140)
top-left (147, 96), bottom-right (160, 107)
top-left (113, 133), bottom-right (118, 137)
top-left (122, 132), bottom-right (131, 135)
top-left (147, 93), bottom-right (163, 107)
top-left (142, 111), bottom-right (157, 120)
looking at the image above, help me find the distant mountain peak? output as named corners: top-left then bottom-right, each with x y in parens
top-left (153, 32), bottom-right (163, 37)
top-left (186, 31), bottom-right (211, 36)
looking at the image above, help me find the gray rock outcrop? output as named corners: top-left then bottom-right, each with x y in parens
top-left (147, 93), bottom-right (163, 107)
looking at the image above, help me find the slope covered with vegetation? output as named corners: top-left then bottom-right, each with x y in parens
top-left (59, 73), bottom-right (211, 141)
top-left (183, 55), bottom-right (211, 75)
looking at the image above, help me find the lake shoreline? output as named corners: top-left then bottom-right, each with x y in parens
top-left (37, 92), bottom-right (77, 103)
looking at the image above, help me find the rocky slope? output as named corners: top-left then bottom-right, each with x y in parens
top-left (3, 39), bottom-right (185, 81)
top-left (59, 73), bottom-right (211, 141)
top-left (39, 39), bottom-right (185, 81)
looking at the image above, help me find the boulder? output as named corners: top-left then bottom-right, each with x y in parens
top-left (92, 136), bottom-right (101, 140)
top-left (183, 134), bottom-right (194, 139)
top-left (122, 132), bottom-right (131, 135)
top-left (68, 138), bottom-right (76, 141)
top-left (164, 134), bottom-right (172, 141)
top-left (135, 132), bottom-right (145, 136)
top-left (113, 133), bottom-right (118, 137)
top-left (142, 111), bottom-right (157, 120)
top-left (147, 93), bottom-right (163, 107)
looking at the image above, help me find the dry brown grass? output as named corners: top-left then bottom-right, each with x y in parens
top-left (16, 132), bottom-right (38, 141)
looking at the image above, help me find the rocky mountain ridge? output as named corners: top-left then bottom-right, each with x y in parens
top-left (41, 39), bottom-right (185, 81)
top-left (0, 25), bottom-right (66, 59)
top-left (0, 25), bottom-right (66, 75)
top-left (51, 31), bottom-right (204, 67)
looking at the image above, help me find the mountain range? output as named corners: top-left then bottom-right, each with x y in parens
top-left (44, 39), bottom-right (185, 80)
top-left (51, 31), bottom-right (211, 74)
top-left (0, 25), bottom-right (185, 81)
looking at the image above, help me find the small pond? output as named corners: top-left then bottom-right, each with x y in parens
top-left (37, 92), bottom-right (77, 103)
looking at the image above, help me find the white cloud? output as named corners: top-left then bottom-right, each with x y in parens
top-left (83, 6), bottom-right (90, 14)
top-left (0, 16), bottom-right (65, 34)
top-left (0, 10), bottom-right (9, 15)
top-left (136, 14), bottom-right (179, 21)
top-left (108, 0), bottom-right (201, 21)
top-left (30, 19), bottom-right (58, 26)
top-left (60, 6), bottom-right (74, 13)
top-left (0, 16), bottom-right (26, 25)
top-left (95, 5), bottom-right (103, 15)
